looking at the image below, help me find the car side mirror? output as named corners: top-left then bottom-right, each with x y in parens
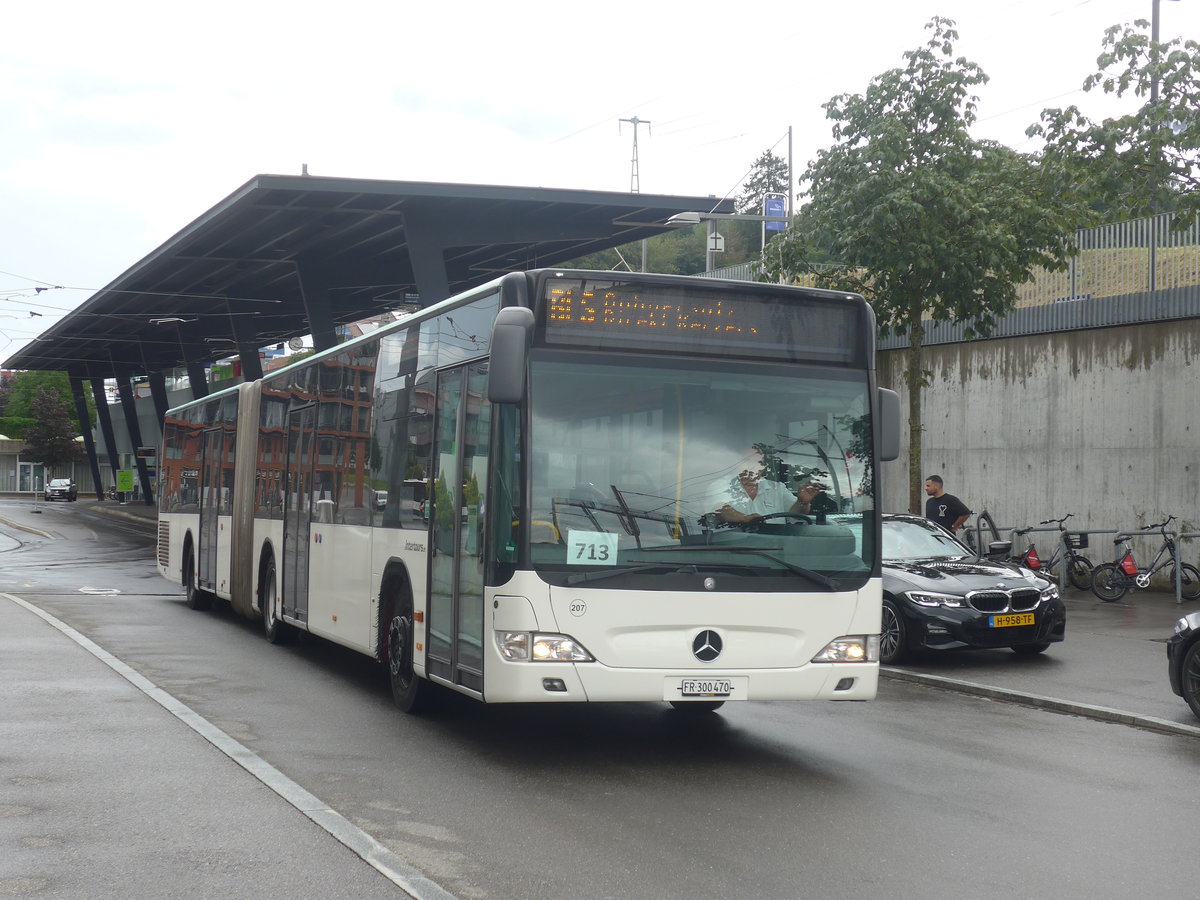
top-left (986, 540), bottom-right (1012, 559)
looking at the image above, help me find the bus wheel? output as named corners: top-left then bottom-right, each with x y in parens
top-left (261, 558), bottom-right (289, 644)
top-left (385, 591), bottom-right (431, 714)
top-left (183, 547), bottom-right (211, 611)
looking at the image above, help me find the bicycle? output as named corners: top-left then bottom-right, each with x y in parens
top-left (1011, 514), bottom-right (1093, 591)
top-left (1091, 516), bottom-right (1200, 602)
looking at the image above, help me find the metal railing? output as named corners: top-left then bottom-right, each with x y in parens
top-left (702, 211), bottom-right (1200, 322)
top-left (965, 517), bottom-right (1200, 605)
top-left (1016, 213), bottom-right (1200, 306)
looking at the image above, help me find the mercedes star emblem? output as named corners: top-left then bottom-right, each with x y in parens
top-left (692, 629), bottom-right (722, 662)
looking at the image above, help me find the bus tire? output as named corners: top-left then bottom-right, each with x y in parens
top-left (261, 557), bottom-right (290, 644)
top-left (383, 585), bottom-right (432, 714)
top-left (183, 543), bottom-right (212, 611)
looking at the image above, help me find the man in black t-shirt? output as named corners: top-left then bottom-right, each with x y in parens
top-left (924, 475), bottom-right (971, 534)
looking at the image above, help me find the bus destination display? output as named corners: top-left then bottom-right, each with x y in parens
top-left (539, 278), bottom-right (860, 363)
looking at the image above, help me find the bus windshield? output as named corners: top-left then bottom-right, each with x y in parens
top-left (527, 352), bottom-right (876, 589)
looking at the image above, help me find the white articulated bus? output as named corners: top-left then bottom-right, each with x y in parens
top-left (157, 269), bottom-right (900, 713)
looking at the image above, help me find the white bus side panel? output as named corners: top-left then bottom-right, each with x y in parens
top-left (306, 522), bottom-right (374, 653)
top-left (157, 511), bottom-right (198, 587)
top-left (213, 515), bottom-right (233, 601)
top-left (371, 528), bottom-right (431, 673)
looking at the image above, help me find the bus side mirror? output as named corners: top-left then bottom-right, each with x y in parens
top-left (878, 387), bottom-right (900, 462)
top-left (488, 306), bottom-right (535, 404)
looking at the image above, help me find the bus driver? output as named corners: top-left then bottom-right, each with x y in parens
top-left (711, 446), bottom-right (825, 525)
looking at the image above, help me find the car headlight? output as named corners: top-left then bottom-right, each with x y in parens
top-left (812, 635), bottom-right (879, 663)
top-left (1039, 585), bottom-right (1059, 603)
top-left (905, 591), bottom-right (964, 608)
top-left (1176, 616), bottom-right (1194, 636)
top-left (496, 631), bottom-right (594, 662)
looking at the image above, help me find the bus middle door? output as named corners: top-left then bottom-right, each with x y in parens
top-left (282, 404), bottom-right (317, 626)
top-left (197, 427), bottom-right (224, 592)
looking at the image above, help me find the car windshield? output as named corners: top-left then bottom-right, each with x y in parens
top-left (526, 352), bottom-right (877, 588)
top-left (882, 518), bottom-right (971, 561)
top-left (50, 479), bottom-right (71, 487)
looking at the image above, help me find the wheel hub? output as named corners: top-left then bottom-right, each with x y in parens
top-left (388, 616), bottom-right (410, 677)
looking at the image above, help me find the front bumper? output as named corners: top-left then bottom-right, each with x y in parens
top-left (480, 659), bottom-right (880, 703)
top-left (902, 599), bottom-right (1067, 653)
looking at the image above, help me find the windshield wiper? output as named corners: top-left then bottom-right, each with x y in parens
top-left (638, 546), bottom-right (837, 589)
top-left (564, 563), bottom-right (683, 585)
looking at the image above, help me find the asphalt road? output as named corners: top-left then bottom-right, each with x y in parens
top-left (2, 498), bottom-right (1198, 899)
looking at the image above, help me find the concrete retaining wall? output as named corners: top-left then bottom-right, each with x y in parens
top-left (878, 320), bottom-right (1200, 541)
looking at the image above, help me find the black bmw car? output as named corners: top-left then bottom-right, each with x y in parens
top-left (1167, 611), bottom-right (1200, 721)
top-left (880, 514), bottom-right (1066, 665)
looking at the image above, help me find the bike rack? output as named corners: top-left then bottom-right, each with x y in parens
top-left (1007, 526), bottom-right (1115, 594)
top-left (957, 519), bottom-right (1199, 602)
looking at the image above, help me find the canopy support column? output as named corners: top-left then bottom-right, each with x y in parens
top-left (69, 372), bottom-right (104, 500)
top-left (115, 370), bottom-right (155, 505)
top-left (89, 375), bottom-right (121, 493)
top-left (296, 258), bottom-right (339, 353)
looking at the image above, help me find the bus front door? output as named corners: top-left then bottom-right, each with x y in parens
top-left (198, 427), bottom-right (223, 592)
top-left (282, 404), bottom-right (316, 625)
top-left (427, 362), bottom-right (491, 693)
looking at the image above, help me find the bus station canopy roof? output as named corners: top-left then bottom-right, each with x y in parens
top-left (4, 174), bottom-right (735, 378)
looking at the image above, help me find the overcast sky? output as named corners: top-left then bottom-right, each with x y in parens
top-left (2, 0), bottom-right (1196, 363)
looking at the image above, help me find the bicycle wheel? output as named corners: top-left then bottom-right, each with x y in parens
top-left (1068, 554), bottom-right (1093, 591)
top-left (1171, 563), bottom-right (1200, 602)
top-left (1091, 563), bottom-right (1127, 602)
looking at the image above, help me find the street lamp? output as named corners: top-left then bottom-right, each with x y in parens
top-left (1151, 0), bottom-right (1181, 105)
top-left (666, 210), bottom-right (791, 272)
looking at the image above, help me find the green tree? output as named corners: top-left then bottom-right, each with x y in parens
top-left (21, 387), bottom-right (82, 468)
top-left (1030, 20), bottom-right (1200, 221)
top-left (5, 370), bottom-right (93, 429)
top-left (761, 17), bottom-right (1090, 512)
top-left (736, 149), bottom-right (790, 215)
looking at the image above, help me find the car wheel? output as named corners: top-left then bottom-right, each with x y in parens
top-left (1012, 642), bottom-right (1051, 655)
top-left (669, 701), bottom-right (725, 712)
top-left (879, 598), bottom-right (907, 665)
top-left (1180, 641), bottom-right (1200, 721)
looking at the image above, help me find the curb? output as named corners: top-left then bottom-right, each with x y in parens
top-left (91, 505), bottom-right (157, 526)
top-left (0, 514), bottom-right (54, 540)
top-left (881, 666), bottom-right (1200, 739)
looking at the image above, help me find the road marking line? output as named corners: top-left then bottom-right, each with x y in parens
top-left (3, 592), bottom-right (459, 900)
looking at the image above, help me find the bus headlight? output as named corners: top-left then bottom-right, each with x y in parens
top-left (812, 635), bottom-right (879, 663)
top-left (496, 632), bottom-right (595, 662)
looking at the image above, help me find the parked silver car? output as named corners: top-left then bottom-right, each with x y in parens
top-left (44, 478), bottom-right (78, 501)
